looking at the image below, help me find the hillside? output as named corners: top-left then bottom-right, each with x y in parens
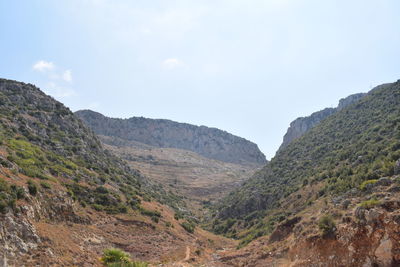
top-left (278, 93), bottom-right (366, 151)
top-left (75, 110), bottom-right (267, 165)
top-left (98, 135), bottom-right (259, 214)
top-left (208, 80), bottom-right (400, 265)
top-left (0, 79), bottom-right (235, 266)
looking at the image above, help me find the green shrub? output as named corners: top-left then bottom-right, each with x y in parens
top-left (0, 179), bottom-right (21, 213)
top-left (10, 184), bottom-right (25, 199)
top-left (318, 214), bottom-right (336, 237)
top-left (151, 216), bottom-right (159, 223)
top-left (0, 200), bottom-right (7, 213)
top-left (180, 221), bottom-right (195, 233)
top-left (27, 180), bottom-right (38, 195)
top-left (40, 181), bottom-right (51, 189)
top-left (174, 212), bottom-right (183, 221)
top-left (140, 207), bottom-right (161, 218)
top-left (359, 198), bottom-right (380, 209)
top-left (106, 262), bottom-right (148, 267)
top-left (359, 179), bottom-right (378, 191)
top-left (101, 248), bottom-right (131, 264)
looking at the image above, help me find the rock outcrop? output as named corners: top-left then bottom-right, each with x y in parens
top-left (75, 110), bottom-right (267, 165)
top-left (278, 93), bottom-right (366, 151)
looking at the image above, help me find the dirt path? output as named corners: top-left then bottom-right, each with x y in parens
top-left (183, 246), bottom-right (190, 261)
top-left (166, 246), bottom-right (191, 267)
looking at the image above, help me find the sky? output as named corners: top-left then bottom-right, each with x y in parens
top-left (1, 0), bottom-right (400, 159)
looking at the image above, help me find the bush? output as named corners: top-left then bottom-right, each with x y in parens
top-left (151, 216), bottom-right (159, 223)
top-left (318, 214), bottom-right (336, 237)
top-left (359, 198), bottom-right (380, 209)
top-left (140, 207), bottom-right (161, 218)
top-left (180, 221), bottom-right (195, 233)
top-left (10, 184), bottom-right (25, 199)
top-left (101, 248), bottom-right (131, 265)
top-left (106, 262), bottom-right (148, 267)
top-left (27, 180), bottom-right (38, 195)
top-left (40, 181), bottom-right (51, 189)
top-left (174, 212), bottom-right (183, 221)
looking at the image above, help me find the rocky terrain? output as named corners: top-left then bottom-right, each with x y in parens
top-left (75, 110), bottom-right (266, 165)
top-left (100, 135), bottom-right (258, 207)
top-left (215, 176), bottom-right (400, 266)
top-left (209, 80), bottom-right (400, 266)
top-left (1, 77), bottom-right (400, 267)
top-left (0, 79), bottom-right (235, 266)
top-left (278, 93), bottom-right (366, 151)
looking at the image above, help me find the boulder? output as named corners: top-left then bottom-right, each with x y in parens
top-left (365, 209), bottom-right (381, 224)
top-left (269, 217), bottom-right (302, 243)
top-left (354, 206), bottom-right (366, 221)
top-left (376, 177), bottom-right (392, 187)
top-left (394, 159), bottom-right (400, 175)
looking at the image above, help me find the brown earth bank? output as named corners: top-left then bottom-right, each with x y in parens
top-left (214, 176), bottom-right (400, 267)
top-left (0, 169), bottom-right (236, 267)
top-left (4, 168), bottom-right (400, 266)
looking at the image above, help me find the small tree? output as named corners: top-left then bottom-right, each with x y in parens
top-left (318, 214), bottom-right (336, 237)
top-left (27, 180), bottom-right (38, 195)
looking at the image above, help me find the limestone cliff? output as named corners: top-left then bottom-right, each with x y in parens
top-left (278, 92), bottom-right (366, 151)
top-left (75, 110), bottom-right (267, 165)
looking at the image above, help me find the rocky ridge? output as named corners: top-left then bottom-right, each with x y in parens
top-left (75, 110), bottom-right (267, 165)
top-left (279, 93), bottom-right (366, 151)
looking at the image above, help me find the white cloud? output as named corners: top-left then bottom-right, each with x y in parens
top-left (32, 60), bottom-right (55, 72)
top-left (162, 58), bottom-right (185, 70)
top-left (32, 60), bottom-right (76, 99)
top-left (45, 82), bottom-right (77, 98)
top-left (62, 70), bottom-right (73, 82)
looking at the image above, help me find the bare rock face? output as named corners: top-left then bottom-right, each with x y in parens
top-left (337, 93), bottom-right (367, 110)
top-left (394, 159), bottom-right (400, 175)
top-left (375, 234), bottom-right (393, 267)
top-left (279, 107), bottom-right (336, 151)
top-left (278, 93), bottom-right (366, 151)
top-left (75, 110), bottom-right (267, 165)
top-left (269, 216), bottom-right (301, 243)
top-left (0, 213), bottom-right (40, 263)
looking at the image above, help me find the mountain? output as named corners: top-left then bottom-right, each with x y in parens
top-left (75, 110), bottom-right (267, 165)
top-left (278, 93), bottom-right (366, 151)
top-left (209, 80), bottom-right (400, 266)
top-left (0, 79), bottom-right (234, 266)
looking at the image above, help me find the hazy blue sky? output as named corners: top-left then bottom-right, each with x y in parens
top-left (1, 0), bottom-right (399, 159)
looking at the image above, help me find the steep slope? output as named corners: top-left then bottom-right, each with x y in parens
top-left (278, 93), bottom-right (366, 151)
top-left (75, 110), bottom-right (267, 165)
top-left (210, 80), bottom-right (400, 263)
top-left (0, 79), bottom-right (233, 266)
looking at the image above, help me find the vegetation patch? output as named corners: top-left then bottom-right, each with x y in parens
top-left (101, 248), bottom-right (148, 267)
top-left (27, 179), bottom-right (38, 195)
top-left (0, 178), bottom-right (24, 213)
top-left (66, 183), bottom-right (128, 214)
top-left (318, 214), bottom-right (336, 237)
top-left (139, 207), bottom-right (161, 223)
top-left (180, 220), bottom-right (195, 233)
top-left (359, 198), bottom-right (380, 209)
top-left (212, 83), bottom-right (400, 242)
